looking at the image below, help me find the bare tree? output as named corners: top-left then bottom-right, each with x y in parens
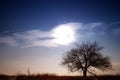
top-left (61, 41), bottom-right (112, 77)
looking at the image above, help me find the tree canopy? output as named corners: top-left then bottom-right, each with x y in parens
top-left (61, 41), bottom-right (112, 77)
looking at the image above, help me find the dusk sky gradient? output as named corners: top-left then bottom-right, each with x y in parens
top-left (0, 0), bottom-right (120, 75)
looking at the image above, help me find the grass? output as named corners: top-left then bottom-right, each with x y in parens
top-left (0, 74), bottom-right (120, 80)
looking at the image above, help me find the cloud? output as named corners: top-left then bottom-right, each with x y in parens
top-left (0, 36), bottom-right (17, 47)
top-left (76, 22), bottom-right (104, 38)
top-left (83, 22), bottom-right (103, 30)
top-left (112, 28), bottom-right (120, 35)
top-left (13, 30), bottom-right (55, 47)
top-left (0, 22), bottom-right (103, 47)
top-left (101, 22), bottom-right (120, 36)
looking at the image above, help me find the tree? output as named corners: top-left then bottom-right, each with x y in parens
top-left (61, 41), bottom-right (112, 77)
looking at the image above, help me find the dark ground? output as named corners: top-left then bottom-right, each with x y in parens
top-left (0, 74), bottom-right (120, 80)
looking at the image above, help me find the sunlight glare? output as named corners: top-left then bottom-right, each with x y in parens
top-left (52, 24), bottom-right (75, 45)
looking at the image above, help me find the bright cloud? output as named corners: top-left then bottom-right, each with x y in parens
top-left (0, 22), bottom-right (103, 47)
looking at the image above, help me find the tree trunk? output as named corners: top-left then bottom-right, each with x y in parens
top-left (83, 69), bottom-right (87, 77)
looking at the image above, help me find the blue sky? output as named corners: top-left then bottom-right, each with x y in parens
top-left (0, 0), bottom-right (120, 75)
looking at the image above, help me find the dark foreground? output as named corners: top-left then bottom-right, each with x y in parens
top-left (0, 74), bottom-right (120, 80)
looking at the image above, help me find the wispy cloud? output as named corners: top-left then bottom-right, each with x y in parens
top-left (13, 30), bottom-right (55, 47)
top-left (83, 22), bottom-right (103, 30)
top-left (0, 22), bottom-right (104, 47)
top-left (112, 28), bottom-right (120, 35)
top-left (104, 21), bottom-right (120, 36)
top-left (0, 36), bottom-right (17, 47)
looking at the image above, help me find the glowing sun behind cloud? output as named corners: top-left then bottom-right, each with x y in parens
top-left (0, 22), bottom-right (80, 47)
top-left (52, 24), bottom-right (76, 45)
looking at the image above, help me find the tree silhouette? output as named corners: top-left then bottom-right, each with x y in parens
top-left (61, 41), bottom-right (112, 77)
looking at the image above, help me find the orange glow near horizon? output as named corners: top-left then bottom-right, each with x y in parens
top-left (0, 61), bottom-right (120, 76)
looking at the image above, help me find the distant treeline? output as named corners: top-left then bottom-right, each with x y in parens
top-left (0, 74), bottom-right (120, 80)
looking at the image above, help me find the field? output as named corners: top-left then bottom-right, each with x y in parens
top-left (0, 74), bottom-right (120, 80)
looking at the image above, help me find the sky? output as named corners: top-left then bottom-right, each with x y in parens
top-left (0, 0), bottom-right (120, 75)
